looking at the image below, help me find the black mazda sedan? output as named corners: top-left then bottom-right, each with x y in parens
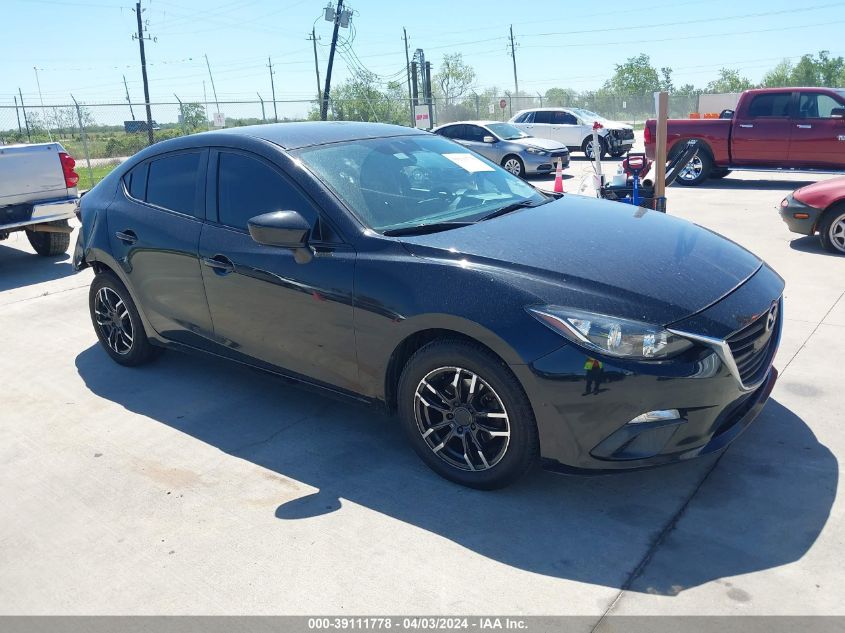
top-left (74, 122), bottom-right (783, 489)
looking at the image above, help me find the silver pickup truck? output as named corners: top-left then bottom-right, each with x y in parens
top-left (0, 142), bottom-right (80, 256)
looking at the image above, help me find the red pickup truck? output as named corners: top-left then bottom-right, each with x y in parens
top-left (645, 87), bottom-right (845, 185)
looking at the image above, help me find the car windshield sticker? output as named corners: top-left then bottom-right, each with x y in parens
top-left (442, 153), bottom-right (495, 173)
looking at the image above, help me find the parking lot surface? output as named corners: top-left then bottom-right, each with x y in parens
top-left (2, 150), bottom-right (844, 618)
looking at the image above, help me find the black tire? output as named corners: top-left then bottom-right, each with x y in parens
top-left (582, 136), bottom-right (607, 160)
top-left (501, 154), bottom-right (525, 178)
top-left (673, 150), bottom-right (712, 187)
top-left (819, 203), bottom-right (845, 255)
top-left (89, 271), bottom-right (161, 366)
top-left (397, 339), bottom-right (539, 489)
top-left (26, 220), bottom-right (70, 256)
top-left (710, 168), bottom-right (731, 179)
top-left (609, 149), bottom-right (626, 158)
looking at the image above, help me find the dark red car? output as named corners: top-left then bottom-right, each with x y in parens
top-left (645, 88), bottom-right (845, 185)
top-left (780, 176), bottom-right (845, 254)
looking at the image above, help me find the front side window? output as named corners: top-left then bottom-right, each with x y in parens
top-left (747, 93), bottom-right (791, 118)
top-left (295, 135), bottom-right (545, 233)
top-left (437, 125), bottom-right (460, 138)
top-left (463, 125), bottom-right (487, 142)
top-left (146, 152), bottom-right (201, 215)
top-left (217, 152), bottom-right (314, 231)
top-left (552, 111), bottom-right (577, 125)
top-left (798, 92), bottom-right (844, 119)
top-left (486, 123), bottom-right (529, 140)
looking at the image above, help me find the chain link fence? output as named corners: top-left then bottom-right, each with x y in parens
top-left (0, 93), bottom-right (701, 188)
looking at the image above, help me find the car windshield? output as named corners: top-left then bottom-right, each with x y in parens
top-left (295, 134), bottom-right (545, 234)
top-left (570, 108), bottom-right (607, 123)
top-left (485, 123), bottom-right (530, 140)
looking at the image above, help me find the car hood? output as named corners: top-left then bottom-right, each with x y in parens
top-left (793, 175), bottom-right (845, 209)
top-left (510, 137), bottom-right (567, 151)
top-left (398, 195), bottom-right (763, 326)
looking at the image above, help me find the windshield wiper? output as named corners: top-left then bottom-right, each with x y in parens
top-left (478, 197), bottom-right (552, 222)
top-left (382, 221), bottom-right (473, 237)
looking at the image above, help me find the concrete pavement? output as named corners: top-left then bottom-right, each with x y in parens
top-left (1, 163), bottom-right (843, 617)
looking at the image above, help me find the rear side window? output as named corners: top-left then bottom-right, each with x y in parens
top-left (533, 110), bottom-right (552, 124)
top-left (125, 162), bottom-right (148, 200)
top-left (747, 93), bottom-right (791, 118)
top-left (146, 152), bottom-right (201, 215)
top-left (217, 152), bottom-right (315, 231)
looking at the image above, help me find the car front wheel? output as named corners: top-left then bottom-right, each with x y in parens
top-left (820, 204), bottom-right (845, 255)
top-left (89, 271), bottom-right (161, 366)
top-left (501, 155), bottom-right (524, 177)
top-left (397, 339), bottom-right (539, 489)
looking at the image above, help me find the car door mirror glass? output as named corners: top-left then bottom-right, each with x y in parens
top-left (248, 210), bottom-right (311, 249)
top-left (482, 135), bottom-right (496, 144)
top-left (830, 107), bottom-right (845, 119)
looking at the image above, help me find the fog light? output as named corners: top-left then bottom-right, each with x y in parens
top-left (628, 409), bottom-right (681, 424)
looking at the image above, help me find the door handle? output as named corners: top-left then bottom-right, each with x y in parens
top-left (796, 124), bottom-right (813, 129)
top-left (739, 124), bottom-right (754, 128)
top-left (202, 255), bottom-right (234, 274)
top-left (115, 230), bottom-right (137, 244)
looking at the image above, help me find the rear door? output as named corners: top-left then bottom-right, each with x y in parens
top-left (789, 91), bottom-right (845, 167)
top-left (106, 150), bottom-right (215, 348)
top-left (731, 92), bottom-right (794, 165)
top-left (198, 148), bottom-right (358, 391)
top-left (550, 110), bottom-right (583, 147)
top-left (528, 110), bottom-right (558, 143)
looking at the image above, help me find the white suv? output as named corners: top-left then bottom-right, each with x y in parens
top-left (509, 107), bottom-right (634, 159)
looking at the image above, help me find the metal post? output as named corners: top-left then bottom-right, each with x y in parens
top-left (474, 93), bottom-right (480, 119)
top-left (320, 0), bottom-right (344, 121)
top-left (71, 95), bottom-right (94, 189)
top-left (203, 81), bottom-right (210, 130)
top-left (424, 61), bottom-right (433, 127)
top-left (204, 53), bottom-right (220, 114)
top-left (308, 29), bottom-right (322, 105)
top-left (123, 74), bottom-right (136, 120)
top-left (257, 93), bottom-right (266, 122)
top-left (654, 91), bottom-right (669, 212)
top-left (410, 61), bottom-right (419, 106)
top-left (268, 57), bottom-right (278, 122)
top-left (537, 91), bottom-right (543, 108)
top-left (18, 88), bottom-right (31, 142)
top-left (508, 25), bottom-right (519, 97)
top-left (173, 94), bottom-right (185, 133)
top-left (33, 66), bottom-right (53, 141)
top-left (14, 96), bottom-right (22, 135)
top-left (403, 27), bottom-right (414, 128)
top-left (134, 1), bottom-right (154, 145)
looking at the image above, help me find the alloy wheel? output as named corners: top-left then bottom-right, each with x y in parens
top-left (414, 366), bottom-right (511, 471)
top-left (830, 213), bottom-right (845, 253)
top-left (503, 158), bottom-right (522, 176)
top-left (94, 287), bottom-right (134, 355)
top-left (678, 156), bottom-right (703, 182)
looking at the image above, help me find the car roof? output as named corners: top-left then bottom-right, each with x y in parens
top-left (435, 120), bottom-right (501, 127)
top-left (515, 107), bottom-right (573, 113)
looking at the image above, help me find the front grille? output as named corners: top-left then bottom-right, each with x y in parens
top-left (614, 128), bottom-right (635, 141)
top-left (550, 151), bottom-right (569, 159)
top-left (726, 301), bottom-right (781, 387)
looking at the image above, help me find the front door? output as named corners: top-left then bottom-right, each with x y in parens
top-left (198, 149), bottom-right (358, 392)
top-left (106, 150), bottom-right (215, 348)
top-left (789, 91), bottom-right (845, 167)
top-left (453, 124), bottom-right (498, 162)
top-left (731, 91), bottom-right (794, 165)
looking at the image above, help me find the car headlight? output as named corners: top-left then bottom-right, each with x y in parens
top-left (525, 147), bottom-right (549, 155)
top-left (527, 306), bottom-right (693, 359)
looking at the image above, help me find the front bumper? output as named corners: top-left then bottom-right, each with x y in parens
top-left (513, 264), bottom-right (784, 472)
top-left (526, 152), bottom-right (570, 173)
top-left (779, 194), bottom-right (822, 236)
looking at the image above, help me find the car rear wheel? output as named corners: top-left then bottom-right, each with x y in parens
top-left (820, 205), bottom-right (845, 255)
top-left (26, 220), bottom-right (70, 256)
top-left (501, 155), bottom-right (524, 177)
top-left (397, 339), bottom-right (539, 489)
top-left (674, 152), bottom-right (712, 186)
top-left (89, 272), bottom-right (161, 366)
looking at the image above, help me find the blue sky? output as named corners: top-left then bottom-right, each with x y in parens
top-left (3, 0), bottom-right (844, 118)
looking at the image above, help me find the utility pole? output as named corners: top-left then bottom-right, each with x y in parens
top-left (18, 88), bottom-right (31, 142)
top-left (133, 0), bottom-right (155, 145)
top-left (202, 81), bottom-right (210, 130)
top-left (320, 0), bottom-right (346, 121)
top-left (204, 53), bottom-right (220, 114)
top-left (424, 60), bottom-right (433, 126)
top-left (123, 74), bottom-right (136, 120)
top-left (13, 95), bottom-right (22, 135)
top-left (307, 29), bottom-right (322, 104)
top-left (267, 57), bottom-right (278, 122)
top-left (508, 25), bottom-right (519, 100)
top-left (403, 27), bottom-right (414, 127)
top-left (173, 93), bottom-right (185, 133)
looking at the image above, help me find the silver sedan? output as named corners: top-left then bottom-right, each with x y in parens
top-left (432, 120), bottom-right (570, 177)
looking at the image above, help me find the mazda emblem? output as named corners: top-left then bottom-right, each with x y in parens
top-left (765, 302), bottom-right (778, 332)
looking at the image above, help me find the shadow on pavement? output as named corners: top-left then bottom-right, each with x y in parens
top-left (0, 242), bottom-right (74, 292)
top-left (75, 344), bottom-right (836, 595)
top-left (686, 178), bottom-right (816, 191)
top-left (788, 234), bottom-right (842, 257)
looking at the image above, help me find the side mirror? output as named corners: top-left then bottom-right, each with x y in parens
top-left (248, 210), bottom-right (311, 249)
top-left (830, 107), bottom-right (845, 119)
top-left (482, 135), bottom-right (496, 144)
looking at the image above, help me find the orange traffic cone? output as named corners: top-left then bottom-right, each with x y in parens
top-left (553, 158), bottom-right (564, 193)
